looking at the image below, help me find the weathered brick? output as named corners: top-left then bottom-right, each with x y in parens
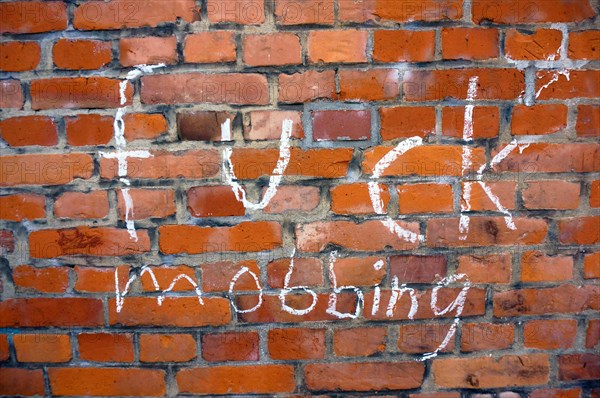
top-left (432, 354), bottom-right (549, 388)
top-left (53, 39), bottom-right (112, 70)
top-left (443, 28), bottom-right (499, 60)
top-left (177, 365), bottom-right (295, 394)
top-left (305, 362), bottom-right (424, 391)
top-left (0, 116), bottom-right (58, 146)
top-left (49, 367), bottom-right (166, 397)
top-left (0, 41), bottom-right (40, 71)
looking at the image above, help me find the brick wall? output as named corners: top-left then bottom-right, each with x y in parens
top-left (0, 0), bottom-right (599, 396)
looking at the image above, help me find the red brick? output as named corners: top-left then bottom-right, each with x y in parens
top-left (141, 73), bottom-right (269, 105)
top-left (201, 260), bottom-right (260, 292)
top-left (74, 0), bottom-right (197, 30)
top-left (31, 77), bottom-right (131, 110)
top-left (338, 0), bottom-right (374, 21)
top-left (442, 106), bottom-right (500, 138)
top-left (160, 222), bottom-right (281, 254)
top-left (124, 113), bottom-right (168, 141)
top-left (524, 319), bottom-right (577, 349)
top-left (140, 265), bottom-right (196, 292)
top-left (398, 183), bottom-right (453, 213)
top-left (14, 334), bottom-right (70, 362)
top-left (267, 257), bottom-right (323, 288)
top-left (0, 368), bottom-right (45, 396)
top-left (505, 29), bottom-right (562, 60)
top-left (587, 319), bottom-right (600, 349)
top-left (432, 354), bottom-right (549, 388)
top-left (30, 227), bottom-right (150, 258)
top-left (120, 36), bottom-right (178, 67)
top-left (334, 327), bottom-right (387, 357)
top-left (405, 69), bottom-right (524, 101)
top-left (1, 230), bottom-right (15, 254)
top-left (309, 30), bottom-right (368, 63)
top-left (0, 41), bottom-right (40, 71)
top-left (312, 110), bottom-right (371, 141)
top-left (461, 181), bottom-right (516, 211)
top-left (1, 153), bottom-right (93, 187)
top-left (263, 185), bottom-right (320, 213)
top-left (230, 148), bottom-right (353, 178)
top-left (491, 143), bottom-right (599, 173)
top-left (536, 70), bottom-right (600, 99)
top-left (374, 30), bottom-right (435, 62)
top-left (0, 194), bottom-right (45, 221)
top-left (576, 105), bottom-right (600, 137)
top-left (187, 186), bottom-right (244, 217)
top-left (275, 0), bottom-right (334, 25)
top-left (512, 104), bottom-right (567, 135)
top-left (1, 116), bottom-right (57, 147)
top-left (374, 0), bottom-right (463, 22)
top-left (305, 362), bottom-right (424, 391)
top-left (207, 0), bottom-right (265, 24)
top-left (333, 256), bottom-right (386, 286)
top-left (559, 354), bottom-right (600, 381)
top-left (244, 33), bottom-right (302, 66)
top-left (364, 145), bottom-right (485, 177)
top-left (530, 388), bottom-right (582, 398)
top-left (0, 298), bottom-right (103, 327)
top-left (140, 334), bottom-right (196, 362)
top-left (569, 30), bottom-right (600, 60)
top-left (457, 254), bottom-right (511, 284)
top-left (584, 252), bottom-right (600, 279)
top-left (427, 217), bottom-right (547, 247)
top-left (391, 255), bottom-right (446, 283)
top-left (339, 69), bottom-right (400, 101)
top-left (184, 31), bottom-right (236, 64)
top-left (559, 216), bottom-right (600, 244)
top-left (109, 297), bottom-right (231, 327)
top-left (269, 328), bottom-right (325, 360)
top-left (0, 1), bottom-right (67, 33)
top-left (100, 150), bottom-right (220, 180)
top-left (398, 323), bottom-right (455, 353)
top-left (494, 285), bottom-right (599, 316)
top-left (472, 0), bottom-right (595, 23)
top-left (443, 28), bottom-right (498, 60)
top-left (117, 188), bottom-right (175, 220)
top-left (75, 265), bottom-right (130, 293)
top-left (78, 333), bottom-right (134, 362)
top-left (522, 180), bottom-right (580, 210)
top-left (179, 365), bottom-right (294, 394)
top-left (53, 39), bottom-right (112, 70)
top-left (49, 367), bottom-right (165, 397)
top-left (244, 110), bottom-right (303, 140)
top-left (54, 191), bottom-right (109, 219)
top-left (202, 331), bottom-right (258, 362)
top-left (296, 220), bottom-right (419, 252)
top-left (0, 335), bottom-right (7, 361)
top-left (13, 265), bottom-right (68, 293)
top-left (279, 70), bottom-right (337, 103)
top-left (177, 111), bottom-right (235, 142)
top-left (65, 114), bottom-right (113, 146)
top-left (381, 106), bottom-right (436, 139)
top-left (462, 323), bottom-right (514, 352)
top-left (331, 183), bottom-right (390, 215)
top-left (0, 79), bottom-right (23, 109)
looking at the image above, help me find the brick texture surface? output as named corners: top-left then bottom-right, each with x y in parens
top-left (0, 0), bottom-right (598, 395)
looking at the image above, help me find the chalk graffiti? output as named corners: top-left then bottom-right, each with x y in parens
top-left (222, 118), bottom-right (293, 210)
top-left (99, 64), bottom-right (164, 241)
top-left (108, 70), bottom-right (555, 360)
top-left (114, 250), bottom-right (472, 360)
